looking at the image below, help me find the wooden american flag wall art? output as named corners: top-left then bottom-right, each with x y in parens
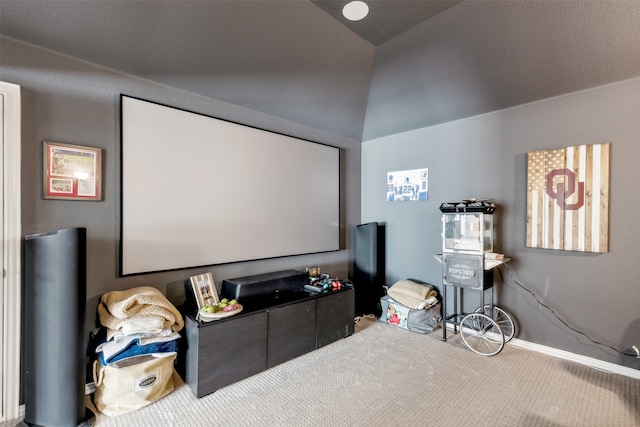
top-left (527, 143), bottom-right (610, 253)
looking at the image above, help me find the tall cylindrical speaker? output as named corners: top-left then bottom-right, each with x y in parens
top-left (351, 222), bottom-right (385, 317)
top-left (23, 228), bottom-right (87, 427)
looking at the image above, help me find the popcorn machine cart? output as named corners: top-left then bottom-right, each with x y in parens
top-left (434, 200), bottom-right (515, 356)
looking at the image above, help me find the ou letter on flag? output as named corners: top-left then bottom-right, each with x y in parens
top-left (526, 143), bottom-right (610, 253)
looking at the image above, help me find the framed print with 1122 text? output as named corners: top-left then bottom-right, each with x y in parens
top-left (43, 141), bottom-right (103, 200)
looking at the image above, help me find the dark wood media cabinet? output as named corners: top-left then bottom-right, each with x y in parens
top-left (180, 286), bottom-right (355, 398)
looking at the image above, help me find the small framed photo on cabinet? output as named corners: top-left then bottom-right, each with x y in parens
top-left (189, 272), bottom-right (219, 309)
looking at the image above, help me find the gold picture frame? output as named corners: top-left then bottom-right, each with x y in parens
top-left (189, 272), bottom-right (219, 310)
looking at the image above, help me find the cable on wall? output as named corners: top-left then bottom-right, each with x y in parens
top-left (498, 264), bottom-right (623, 355)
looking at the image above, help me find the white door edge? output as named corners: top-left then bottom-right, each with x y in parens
top-left (1, 81), bottom-right (22, 423)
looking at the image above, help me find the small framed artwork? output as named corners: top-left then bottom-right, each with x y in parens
top-left (43, 141), bottom-right (103, 201)
top-left (387, 168), bottom-right (428, 201)
top-left (189, 272), bottom-right (219, 310)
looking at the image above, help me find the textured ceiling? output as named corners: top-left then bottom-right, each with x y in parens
top-left (0, 0), bottom-right (462, 140)
top-left (363, 0), bottom-right (640, 139)
top-left (1, 0), bottom-right (639, 141)
top-left (310, 0), bottom-right (461, 45)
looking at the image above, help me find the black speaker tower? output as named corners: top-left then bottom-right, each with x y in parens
top-left (351, 222), bottom-right (385, 317)
top-left (22, 227), bottom-right (93, 427)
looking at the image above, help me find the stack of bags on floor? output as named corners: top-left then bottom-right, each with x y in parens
top-left (93, 286), bottom-right (184, 417)
top-left (380, 279), bottom-right (442, 334)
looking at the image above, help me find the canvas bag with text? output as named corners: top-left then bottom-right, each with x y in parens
top-left (93, 353), bottom-right (176, 417)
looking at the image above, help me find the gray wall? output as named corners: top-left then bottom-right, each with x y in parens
top-left (359, 0), bottom-right (640, 370)
top-left (1, 36), bottom-right (361, 333)
top-left (3, 0), bottom-right (639, 374)
top-left (363, 1), bottom-right (640, 142)
top-left (362, 77), bottom-right (640, 367)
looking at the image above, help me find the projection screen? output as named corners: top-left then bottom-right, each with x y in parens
top-left (120, 95), bottom-right (340, 276)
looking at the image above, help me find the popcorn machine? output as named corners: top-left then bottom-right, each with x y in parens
top-left (435, 200), bottom-right (515, 356)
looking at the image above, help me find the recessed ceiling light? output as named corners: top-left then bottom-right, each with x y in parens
top-left (342, 1), bottom-right (369, 22)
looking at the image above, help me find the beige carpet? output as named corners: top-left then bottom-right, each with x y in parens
top-left (81, 318), bottom-right (639, 426)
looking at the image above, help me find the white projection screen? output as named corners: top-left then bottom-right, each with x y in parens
top-left (120, 95), bottom-right (340, 276)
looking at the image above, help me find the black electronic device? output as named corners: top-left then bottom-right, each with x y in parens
top-left (22, 228), bottom-right (94, 427)
top-left (304, 284), bottom-right (324, 293)
top-left (221, 269), bottom-right (309, 300)
top-left (351, 222), bottom-right (385, 317)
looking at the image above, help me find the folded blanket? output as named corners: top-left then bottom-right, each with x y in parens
top-left (96, 329), bottom-right (181, 363)
top-left (98, 338), bottom-right (179, 366)
top-left (387, 279), bottom-right (438, 309)
top-left (98, 286), bottom-right (184, 335)
top-left (103, 327), bottom-right (176, 344)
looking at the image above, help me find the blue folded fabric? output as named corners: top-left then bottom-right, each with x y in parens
top-left (98, 338), bottom-right (178, 365)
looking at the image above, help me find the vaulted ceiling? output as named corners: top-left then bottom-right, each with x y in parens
top-left (1, 1), bottom-right (639, 141)
top-left (309, 1), bottom-right (462, 45)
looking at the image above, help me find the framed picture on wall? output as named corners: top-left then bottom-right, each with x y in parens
top-left (526, 142), bottom-right (610, 253)
top-left (386, 168), bottom-right (428, 201)
top-left (189, 272), bottom-right (219, 309)
top-left (43, 141), bottom-right (103, 201)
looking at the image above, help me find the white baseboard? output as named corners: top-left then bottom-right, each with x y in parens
top-left (444, 321), bottom-right (640, 380)
top-left (509, 337), bottom-right (640, 380)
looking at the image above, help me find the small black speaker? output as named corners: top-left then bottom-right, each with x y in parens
top-left (22, 228), bottom-right (90, 427)
top-left (351, 222), bottom-right (385, 317)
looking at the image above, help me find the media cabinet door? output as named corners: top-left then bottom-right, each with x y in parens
top-left (267, 300), bottom-right (316, 368)
top-left (195, 312), bottom-right (268, 397)
top-left (316, 288), bottom-right (355, 348)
